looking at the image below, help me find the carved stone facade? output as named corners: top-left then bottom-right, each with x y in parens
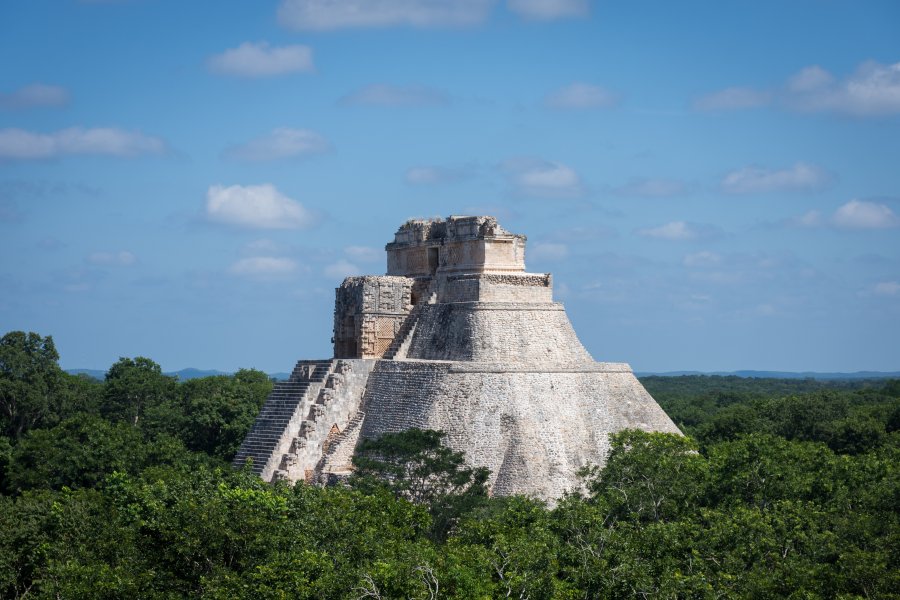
top-left (386, 215), bottom-right (526, 278)
top-left (235, 215), bottom-right (681, 503)
top-left (333, 276), bottom-right (413, 359)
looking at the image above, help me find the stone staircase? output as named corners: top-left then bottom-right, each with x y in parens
top-left (383, 281), bottom-right (436, 360)
top-left (272, 360), bottom-right (373, 483)
top-left (232, 360), bottom-right (333, 480)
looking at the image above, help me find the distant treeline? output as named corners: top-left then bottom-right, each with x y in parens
top-left (1, 331), bottom-right (898, 599)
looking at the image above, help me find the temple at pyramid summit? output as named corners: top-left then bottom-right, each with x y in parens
top-left (233, 216), bottom-right (680, 501)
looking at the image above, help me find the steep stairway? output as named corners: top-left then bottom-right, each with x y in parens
top-left (272, 362), bottom-right (371, 482)
top-left (232, 360), bottom-right (333, 478)
top-left (382, 281), bottom-right (435, 360)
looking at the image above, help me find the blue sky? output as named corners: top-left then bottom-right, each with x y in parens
top-left (1, 0), bottom-right (899, 373)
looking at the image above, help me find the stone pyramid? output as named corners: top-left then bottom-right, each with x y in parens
top-left (234, 216), bottom-right (680, 502)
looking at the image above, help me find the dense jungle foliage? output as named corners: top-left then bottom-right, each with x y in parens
top-left (1, 330), bottom-right (897, 599)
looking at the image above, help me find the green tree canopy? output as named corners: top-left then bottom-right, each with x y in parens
top-left (101, 356), bottom-right (177, 428)
top-left (0, 331), bottom-right (64, 440)
top-left (352, 428), bottom-right (490, 541)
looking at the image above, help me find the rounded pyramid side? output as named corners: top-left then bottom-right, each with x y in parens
top-left (359, 360), bottom-right (681, 502)
top-left (405, 302), bottom-right (595, 364)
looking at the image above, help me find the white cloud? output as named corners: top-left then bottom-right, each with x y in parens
top-left (692, 86), bottom-right (772, 111)
top-left (345, 246), bottom-right (382, 263)
top-left (637, 221), bottom-right (719, 241)
top-left (544, 82), bottom-right (617, 109)
top-left (874, 281), bottom-right (900, 296)
top-left (208, 42), bottom-right (314, 77)
top-left (0, 84), bottom-right (70, 110)
top-left (278, 0), bottom-right (495, 30)
top-left (86, 250), bottom-right (136, 266)
top-left (206, 184), bottom-right (314, 229)
top-left (324, 259), bottom-right (362, 280)
top-left (612, 177), bottom-right (689, 198)
top-left (0, 127), bottom-right (164, 160)
top-left (831, 200), bottom-right (900, 230)
top-left (225, 128), bottom-right (329, 161)
top-left (339, 84), bottom-right (449, 107)
top-left (785, 61), bottom-right (900, 116)
top-left (501, 157), bottom-right (584, 198)
top-left (528, 242), bottom-right (568, 262)
top-left (683, 251), bottom-right (721, 267)
top-left (720, 162), bottom-right (833, 194)
top-left (230, 256), bottom-right (298, 277)
top-left (697, 61), bottom-right (900, 117)
top-left (507, 0), bottom-right (589, 20)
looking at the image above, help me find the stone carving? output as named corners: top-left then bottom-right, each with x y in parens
top-left (234, 216), bottom-right (680, 503)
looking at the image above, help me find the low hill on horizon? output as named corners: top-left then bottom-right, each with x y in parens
top-left (634, 369), bottom-right (900, 380)
top-left (66, 367), bottom-right (900, 382)
top-left (66, 367), bottom-right (292, 381)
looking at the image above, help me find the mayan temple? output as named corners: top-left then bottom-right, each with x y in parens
top-left (234, 216), bottom-right (680, 502)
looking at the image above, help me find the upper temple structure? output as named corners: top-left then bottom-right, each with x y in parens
top-left (234, 216), bottom-right (680, 502)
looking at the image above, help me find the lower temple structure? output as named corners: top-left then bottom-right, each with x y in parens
top-left (233, 216), bottom-right (680, 502)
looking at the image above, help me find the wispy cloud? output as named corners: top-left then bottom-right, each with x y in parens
top-left (544, 82), bottom-right (617, 109)
top-left (873, 281), bottom-right (900, 296)
top-left (683, 251), bottom-right (722, 267)
top-left (831, 199), bottom-right (899, 230)
top-left (208, 42), bottom-right (314, 77)
top-left (339, 84), bottom-right (449, 107)
top-left (0, 84), bottom-right (70, 110)
top-left (86, 251), bottom-right (137, 267)
top-left (324, 259), bottom-right (362, 280)
top-left (0, 127), bottom-right (165, 160)
top-left (224, 128), bottom-right (329, 161)
top-left (696, 60), bottom-right (900, 117)
top-left (720, 162), bottom-right (833, 194)
top-left (789, 209), bottom-right (826, 228)
top-left (230, 256), bottom-right (298, 278)
top-left (501, 157), bottom-right (584, 198)
top-left (345, 246), bottom-right (382, 263)
top-left (206, 184), bottom-right (314, 229)
top-left (636, 221), bottom-right (721, 241)
top-left (507, 0), bottom-right (589, 20)
top-left (278, 0), bottom-right (495, 30)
